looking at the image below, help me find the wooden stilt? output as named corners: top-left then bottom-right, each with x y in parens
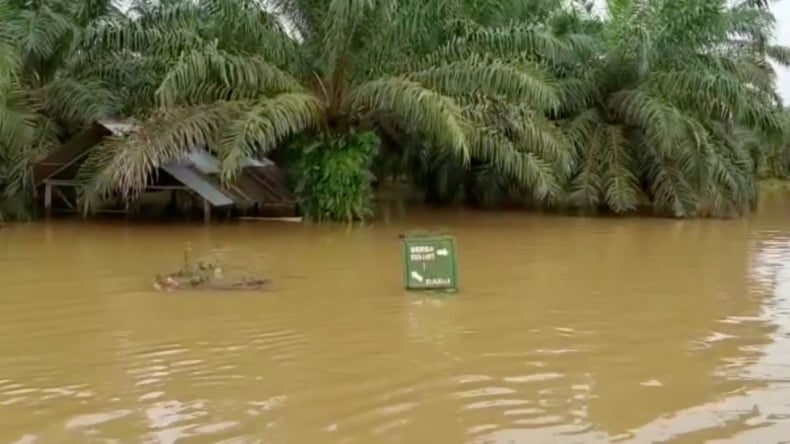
top-left (203, 199), bottom-right (211, 223)
top-left (44, 181), bottom-right (52, 217)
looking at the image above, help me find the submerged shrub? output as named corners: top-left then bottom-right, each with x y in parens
top-left (292, 131), bottom-right (379, 222)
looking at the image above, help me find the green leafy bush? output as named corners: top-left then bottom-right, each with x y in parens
top-left (292, 131), bottom-right (379, 222)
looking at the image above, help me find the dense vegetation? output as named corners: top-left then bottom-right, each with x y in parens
top-left (1, 0), bottom-right (789, 221)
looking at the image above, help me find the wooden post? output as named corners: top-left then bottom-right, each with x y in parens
top-left (203, 199), bottom-right (211, 223)
top-left (44, 181), bottom-right (52, 217)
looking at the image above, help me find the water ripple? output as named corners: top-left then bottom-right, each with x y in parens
top-left (3, 218), bottom-right (790, 443)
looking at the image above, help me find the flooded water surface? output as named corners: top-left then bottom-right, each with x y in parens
top-left (2, 195), bottom-right (790, 443)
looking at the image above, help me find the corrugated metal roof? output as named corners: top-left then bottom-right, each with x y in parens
top-left (97, 119), bottom-right (137, 136)
top-left (161, 164), bottom-right (235, 207)
top-left (180, 145), bottom-right (274, 171)
top-left (241, 157), bottom-right (274, 167)
top-left (183, 145), bottom-right (221, 175)
top-left (161, 146), bottom-right (287, 207)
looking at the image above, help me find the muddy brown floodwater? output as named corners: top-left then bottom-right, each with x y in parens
top-left (3, 193), bottom-right (790, 443)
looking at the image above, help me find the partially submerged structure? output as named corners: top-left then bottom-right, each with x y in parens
top-left (154, 244), bottom-right (272, 292)
top-left (32, 119), bottom-right (297, 221)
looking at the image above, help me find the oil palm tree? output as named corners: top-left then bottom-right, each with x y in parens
top-left (388, 0), bottom-right (790, 216)
top-left (560, 0), bottom-right (789, 217)
top-left (79, 0), bottom-right (590, 220)
top-left (0, 0), bottom-right (123, 218)
top-left (371, 0), bottom-right (597, 208)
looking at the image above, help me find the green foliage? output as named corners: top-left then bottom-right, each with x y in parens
top-left (0, 0), bottom-right (123, 219)
top-left (759, 109), bottom-right (790, 179)
top-left (555, 0), bottom-right (785, 217)
top-left (380, 0), bottom-right (790, 218)
top-left (1, 0), bottom-right (789, 221)
top-left (292, 131), bottom-right (379, 222)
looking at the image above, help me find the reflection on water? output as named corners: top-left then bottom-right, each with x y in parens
top-left (1, 194), bottom-right (790, 443)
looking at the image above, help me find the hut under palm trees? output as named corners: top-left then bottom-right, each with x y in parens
top-left (33, 119), bottom-right (297, 221)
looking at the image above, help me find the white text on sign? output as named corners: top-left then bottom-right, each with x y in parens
top-left (410, 245), bottom-right (436, 261)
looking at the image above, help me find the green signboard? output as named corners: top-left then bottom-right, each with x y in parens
top-left (402, 234), bottom-right (459, 292)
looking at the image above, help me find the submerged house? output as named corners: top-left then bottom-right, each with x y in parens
top-left (32, 119), bottom-right (297, 221)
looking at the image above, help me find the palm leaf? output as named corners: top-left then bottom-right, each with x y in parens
top-left (608, 88), bottom-right (686, 156)
top-left (39, 77), bottom-right (120, 124)
top-left (599, 123), bottom-right (641, 212)
top-left (467, 126), bottom-right (563, 202)
top-left (351, 77), bottom-right (470, 162)
top-left (81, 103), bottom-right (233, 203)
top-left (408, 55), bottom-right (560, 112)
top-left (568, 110), bottom-right (605, 209)
top-left (156, 46), bottom-right (303, 106)
top-left (217, 93), bottom-right (324, 181)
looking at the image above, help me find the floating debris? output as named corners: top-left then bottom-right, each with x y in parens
top-left (154, 243), bottom-right (272, 292)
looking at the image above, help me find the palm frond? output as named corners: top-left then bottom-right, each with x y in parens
top-left (16, 5), bottom-right (76, 63)
top-left (464, 100), bottom-right (574, 178)
top-left (467, 126), bottom-right (563, 202)
top-left (199, 0), bottom-right (296, 61)
top-left (0, 81), bottom-right (38, 150)
top-left (156, 46), bottom-right (303, 106)
top-left (81, 103), bottom-right (233, 203)
top-left (645, 148), bottom-right (697, 217)
top-left (322, 0), bottom-right (391, 72)
top-left (646, 69), bottom-right (749, 120)
top-left (599, 123), bottom-right (641, 212)
top-left (217, 93), bottom-right (324, 181)
top-left (608, 88), bottom-right (686, 155)
top-left (418, 24), bottom-right (595, 68)
top-left (82, 13), bottom-right (203, 57)
top-left (408, 55), bottom-right (560, 112)
top-left (765, 44), bottom-right (790, 67)
top-left (351, 77), bottom-right (470, 162)
top-left (0, 1), bottom-right (21, 81)
top-left (39, 77), bottom-right (120, 124)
